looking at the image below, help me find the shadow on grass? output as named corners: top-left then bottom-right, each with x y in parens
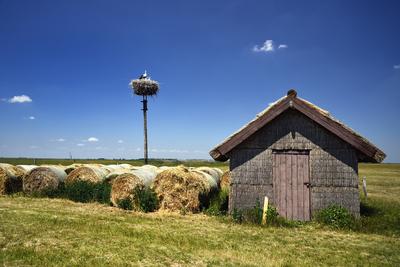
top-left (360, 201), bottom-right (382, 217)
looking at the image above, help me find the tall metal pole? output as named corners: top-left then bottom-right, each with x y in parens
top-left (142, 95), bottom-right (148, 164)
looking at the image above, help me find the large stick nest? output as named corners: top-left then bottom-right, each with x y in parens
top-left (130, 79), bottom-right (159, 96)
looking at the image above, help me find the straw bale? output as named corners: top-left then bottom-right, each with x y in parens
top-left (110, 173), bottom-right (145, 207)
top-left (23, 166), bottom-right (66, 194)
top-left (220, 171), bottom-right (231, 190)
top-left (118, 163), bottom-right (132, 169)
top-left (0, 163), bottom-right (25, 194)
top-left (16, 165), bottom-right (37, 173)
top-left (65, 166), bottom-right (109, 184)
top-left (152, 166), bottom-right (211, 212)
top-left (195, 167), bottom-right (222, 184)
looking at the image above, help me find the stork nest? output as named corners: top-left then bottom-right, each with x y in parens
top-left (130, 79), bottom-right (159, 96)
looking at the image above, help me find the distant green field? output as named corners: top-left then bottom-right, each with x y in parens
top-left (0, 157), bottom-right (229, 170)
top-left (0, 163), bottom-right (399, 266)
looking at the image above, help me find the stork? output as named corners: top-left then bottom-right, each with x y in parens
top-left (139, 70), bottom-right (148, 80)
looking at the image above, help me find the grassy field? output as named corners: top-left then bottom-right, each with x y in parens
top-left (0, 157), bottom-right (229, 170)
top-left (0, 163), bottom-right (399, 266)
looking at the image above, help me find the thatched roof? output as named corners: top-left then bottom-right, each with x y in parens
top-left (210, 90), bottom-right (385, 163)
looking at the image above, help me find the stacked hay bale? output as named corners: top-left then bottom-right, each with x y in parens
top-left (110, 166), bottom-right (159, 208)
top-left (65, 166), bottom-right (111, 185)
top-left (220, 171), bottom-right (231, 191)
top-left (195, 167), bottom-right (223, 186)
top-left (117, 163), bottom-right (132, 169)
top-left (0, 163), bottom-right (25, 194)
top-left (23, 166), bottom-right (66, 194)
top-left (152, 166), bottom-right (218, 212)
top-left (64, 163), bottom-right (104, 175)
top-left (16, 165), bottom-right (37, 173)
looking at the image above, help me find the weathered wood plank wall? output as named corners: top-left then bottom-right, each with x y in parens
top-left (229, 109), bottom-right (360, 218)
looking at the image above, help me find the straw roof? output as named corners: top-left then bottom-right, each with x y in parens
top-left (210, 89), bottom-right (385, 163)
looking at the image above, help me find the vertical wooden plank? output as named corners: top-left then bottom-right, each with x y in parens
top-left (280, 154), bottom-right (286, 218)
top-left (298, 154), bottom-right (304, 221)
top-left (303, 154), bottom-right (311, 220)
top-left (292, 154), bottom-right (298, 220)
top-left (273, 153), bottom-right (278, 212)
top-left (287, 153), bottom-right (293, 220)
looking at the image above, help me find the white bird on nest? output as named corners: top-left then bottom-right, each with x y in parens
top-left (139, 70), bottom-right (149, 80)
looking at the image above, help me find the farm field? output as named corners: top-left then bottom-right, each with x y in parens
top-left (0, 157), bottom-right (229, 170)
top-left (0, 163), bottom-right (399, 266)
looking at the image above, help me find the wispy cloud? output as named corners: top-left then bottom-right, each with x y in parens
top-left (28, 116), bottom-right (35, 120)
top-left (253, 40), bottom-right (288, 53)
top-left (77, 143), bottom-right (85, 147)
top-left (87, 137), bottom-right (99, 142)
top-left (56, 138), bottom-right (65, 142)
top-left (117, 140), bottom-right (124, 144)
top-left (253, 40), bottom-right (274, 53)
top-left (394, 64), bottom-right (400, 69)
top-left (8, 95), bottom-right (32, 103)
top-left (29, 145), bottom-right (39, 149)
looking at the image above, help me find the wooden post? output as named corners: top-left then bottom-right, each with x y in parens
top-left (262, 196), bottom-right (269, 225)
top-left (142, 96), bottom-right (148, 165)
top-left (362, 176), bottom-right (367, 199)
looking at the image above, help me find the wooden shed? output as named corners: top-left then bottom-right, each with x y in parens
top-left (210, 90), bottom-right (385, 220)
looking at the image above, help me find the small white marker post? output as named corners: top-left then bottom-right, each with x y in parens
top-left (262, 196), bottom-right (269, 225)
top-left (362, 176), bottom-right (368, 199)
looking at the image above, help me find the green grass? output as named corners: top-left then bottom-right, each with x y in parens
top-left (0, 163), bottom-right (399, 266)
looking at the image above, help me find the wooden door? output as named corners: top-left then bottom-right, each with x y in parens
top-left (273, 150), bottom-right (310, 221)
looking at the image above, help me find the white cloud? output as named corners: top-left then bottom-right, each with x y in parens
top-left (29, 116), bottom-right (35, 120)
top-left (29, 145), bottom-right (39, 149)
top-left (253, 40), bottom-right (274, 53)
top-left (117, 140), bottom-right (124, 144)
top-left (56, 138), bottom-right (65, 142)
top-left (77, 143), bottom-right (85, 147)
top-left (394, 64), bottom-right (400, 69)
top-left (8, 95), bottom-right (32, 103)
top-left (278, 44), bottom-right (288, 49)
top-left (87, 137), bottom-right (99, 142)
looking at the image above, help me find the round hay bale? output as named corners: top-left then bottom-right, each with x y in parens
top-left (140, 164), bottom-right (159, 173)
top-left (65, 166), bottom-right (109, 185)
top-left (132, 168), bottom-right (158, 187)
top-left (220, 171), bottom-right (231, 190)
top-left (16, 165), bottom-right (37, 173)
top-left (191, 170), bottom-right (217, 190)
top-left (23, 166), bottom-right (66, 194)
top-left (195, 167), bottom-right (222, 184)
top-left (64, 163), bottom-right (85, 174)
top-left (104, 169), bottom-right (132, 184)
top-left (117, 163), bottom-right (132, 169)
top-left (0, 163), bottom-right (25, 194)
top-left (110, 173), bottom-right (145, 207)
top-left (152, 166), bottom-right (211, 212)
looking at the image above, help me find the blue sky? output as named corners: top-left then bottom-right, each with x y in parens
top-left (0, 0), bottom-right (399, 162)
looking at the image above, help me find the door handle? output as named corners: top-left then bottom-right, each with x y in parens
top-left (304, 182), bottom-right (311, 188)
